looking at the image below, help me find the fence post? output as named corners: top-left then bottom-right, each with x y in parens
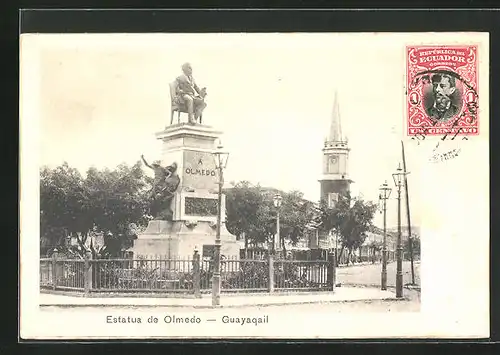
top-left (51, 249), bottom-right (58, 290)
top-left (327, 251), bottom-right (336, 293)
top-left (192, 249), bottom-right (201, 298)
top-left (84, 250), bottom-right (93, 296)
top-left (268, 253), bottom-right (274, 293)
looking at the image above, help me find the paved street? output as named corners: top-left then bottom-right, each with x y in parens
top-left (40, 294), bottom-right (419, 314)
top-left (40, 286), bottom-right (396, 307)
top-left (41, 291), bottom-right (419, 314)
top-left (337, 260), bottom-right (421, 289)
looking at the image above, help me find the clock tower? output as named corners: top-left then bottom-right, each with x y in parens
top-left (319, 92), bottom-right (352, 208)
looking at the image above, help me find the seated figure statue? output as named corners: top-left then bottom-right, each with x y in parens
top-left (174, 62), bottom-right (207, 124)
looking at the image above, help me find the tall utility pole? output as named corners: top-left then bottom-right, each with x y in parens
top-left (401, 141), bottom-right (415, 285)
top-left (396, 178), bottom-right (403, 298)
top-left (379, 181), bottom-right (392, 291)
top-left (392, 163), bottom-right (408, 299)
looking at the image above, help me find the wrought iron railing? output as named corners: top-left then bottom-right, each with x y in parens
top-left (40, 252), bottom-right (337, 296)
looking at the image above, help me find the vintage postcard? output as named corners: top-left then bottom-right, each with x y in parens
top-left (19, 32), bottom-right (489, 339)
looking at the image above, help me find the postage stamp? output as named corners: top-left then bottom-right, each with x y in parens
top-left (406, 45), bottom-right (479, 137)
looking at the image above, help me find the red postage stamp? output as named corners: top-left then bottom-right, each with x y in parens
top-left (406, 45), bottom-right (479, 137)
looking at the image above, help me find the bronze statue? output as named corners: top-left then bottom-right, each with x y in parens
top-left (141, 155), bottom-right (180, 220)
top-left (174, 63), bottom-right (207, 125)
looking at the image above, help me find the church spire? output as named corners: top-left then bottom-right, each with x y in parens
top-left (328, 91), bottom-right (343, 143)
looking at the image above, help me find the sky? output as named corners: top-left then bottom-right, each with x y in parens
top-left (31, 33), bottom-right (488, 229)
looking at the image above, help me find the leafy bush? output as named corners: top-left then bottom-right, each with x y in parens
top-left (92, 258), bottom-right (196, 291)
top-left (274, 262), bottom-right (321, 288)
top-left (218, 260), bottom-right (325, 290)
top-left (222, 261), bottom-right (269, 289)
top-left (89, 257), bottom-right (327, 292)
top-left (93, 262), bottom-right (123, 289)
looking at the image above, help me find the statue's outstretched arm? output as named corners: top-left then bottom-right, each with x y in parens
top-left (141, 155), bottom-right (152, 169)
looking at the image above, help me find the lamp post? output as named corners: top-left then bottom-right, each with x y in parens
top-left (378, 180), bottom-right (392, 291)
top-left (273, 193), bottom-right (283, 256)
top-left (392, 163), bottom-right (408, 298)
top-left (334, 230), bottom-right (339, 263)
top-left (212, 142), bottom-right (229, 306)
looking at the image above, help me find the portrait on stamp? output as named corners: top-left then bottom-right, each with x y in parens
top-left (423, 72), bottom-right (463, 122)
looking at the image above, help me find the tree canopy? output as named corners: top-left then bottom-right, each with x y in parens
top-left (404, 235), bottom-right (421, 258)
top-left (225, 183), bottom-right (314, 249)
top-left (225, 182), bottom-right (377, 254)
top-left (40, 161), bottom-right (151, 257)
top-left (317, 193), bottom-right (378, 262)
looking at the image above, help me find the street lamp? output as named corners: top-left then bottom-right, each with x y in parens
top-left (378, 180), bottom-right (392, 291)
top-left (273, 193), bottom-right (283, 256)
top-left (392, 163), bottom-right (408, 298)
top-left (212, 142), bottom-right (229, 306)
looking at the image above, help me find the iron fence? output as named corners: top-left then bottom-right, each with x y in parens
top-left (274, 260), bottom-right (329, 291)
top-left (40, 258), bottom-right (53, 287)
top-left (219, 259), bottom-right (269, 293)
top-left (40, 257), bottom-right (85, 291)
top-left (91, 257), bottom-right (194, 293)
top-left (40, 252), bottom-right (336, 296)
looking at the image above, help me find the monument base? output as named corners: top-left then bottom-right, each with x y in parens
top-left (130, 220), bottom-right (240, 261)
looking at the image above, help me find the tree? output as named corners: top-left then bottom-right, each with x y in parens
top-left (40, 162), bottom-right (89, 253)
top-left (40, 161), bottom-right (150, 257)
top-left (368, 240), bottom-right (383, 263)
top-left (277, 190), bottom-right (314, 252)
top-left (225, 183), bottom-right (315, 252)
top-left (225, 183), bottom-right (278, 249)
top-left (83, 161), bottom-right (150, 250)
top-left (225, 181), bottom-right (266, 249)
top-left (339, 198), bottom-right (378, 264)
top-left (318, 194), bottom-right (377, 265)
top-left (404, 235), bottom-right (420, 259)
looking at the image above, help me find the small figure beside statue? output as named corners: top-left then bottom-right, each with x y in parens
top-left (141, 154), bottom-right (180, 221)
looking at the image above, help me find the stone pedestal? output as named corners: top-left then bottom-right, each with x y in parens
top-left (130, 123), bottom-right (240, 261)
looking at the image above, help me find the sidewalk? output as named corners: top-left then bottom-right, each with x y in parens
top-left (40, 287), bottom-right (397, 308)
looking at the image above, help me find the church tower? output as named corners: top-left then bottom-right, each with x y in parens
top-left (319, 92), bottom-right (352, 208)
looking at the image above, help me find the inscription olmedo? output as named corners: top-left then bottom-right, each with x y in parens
top-left (184, 168), bottom-right (217, 177)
